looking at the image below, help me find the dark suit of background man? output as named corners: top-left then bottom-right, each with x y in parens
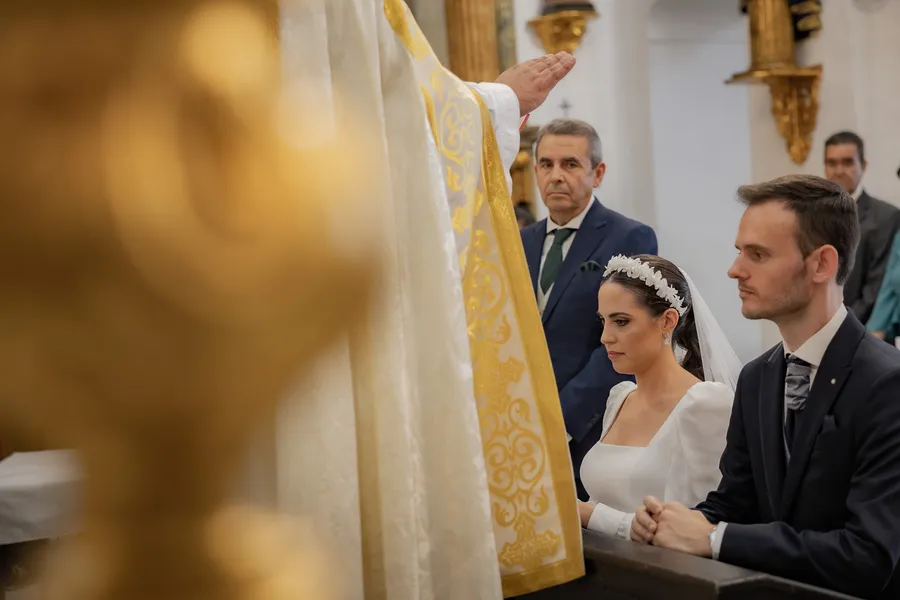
top-left (634, 175), bottom-right (900, 600)
top-left (520, 119), bottom-right (657, 500)
top-left (825, 131), bottom-right (900, 324)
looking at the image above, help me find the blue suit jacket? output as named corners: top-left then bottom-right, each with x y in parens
top-left (521, 200), bottom-right (657, 449)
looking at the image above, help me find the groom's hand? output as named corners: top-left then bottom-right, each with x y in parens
top-left (650, 501), bottom-right (714, 558)
top-left (496, 52), bottom-right (576, 116)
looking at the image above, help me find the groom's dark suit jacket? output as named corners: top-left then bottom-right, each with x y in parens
top-left (697, 312), bottom-right (900, 599)
top-left (521, 200), bottom-right (656, 499)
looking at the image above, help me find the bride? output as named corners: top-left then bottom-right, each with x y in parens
top-left (577, 254), bottom-right (742, 541)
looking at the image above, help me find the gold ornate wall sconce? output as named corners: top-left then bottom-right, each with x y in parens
top-left (528, 1), bottom-right (598, 55)
top-left (728, 0), bottom-right (822, 164)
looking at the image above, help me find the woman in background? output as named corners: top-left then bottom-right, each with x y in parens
top-left (867, 232), bottom-right (900, 346)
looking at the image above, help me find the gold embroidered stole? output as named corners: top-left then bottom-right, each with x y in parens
top-left (384, 2), bottom-right (583, 596)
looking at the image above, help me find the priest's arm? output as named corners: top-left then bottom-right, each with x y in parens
top-left (469, 52), bottom-right (577, 187)
top-left (467, 82), bottom-right (521, 188)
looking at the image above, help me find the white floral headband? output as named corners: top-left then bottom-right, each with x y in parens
top-left (603, 255), bottom-right (687, 316)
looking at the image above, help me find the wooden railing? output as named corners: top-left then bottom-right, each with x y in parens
top-left (521, 530), bottom-right (860, 600)
top-left (1, 526), bottom-right (863, 599)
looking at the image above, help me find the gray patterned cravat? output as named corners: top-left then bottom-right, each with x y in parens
top-left (784, 355), bottom-right (811, 459)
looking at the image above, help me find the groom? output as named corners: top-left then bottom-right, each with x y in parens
top-left (632, 175), bottom-right (900, 599)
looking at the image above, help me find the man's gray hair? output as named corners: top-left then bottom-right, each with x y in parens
top-left (534, 119), bottom-right (603, 168)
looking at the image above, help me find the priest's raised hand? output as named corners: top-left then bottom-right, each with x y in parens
top-left (496, 51), bottom-right (576, 116)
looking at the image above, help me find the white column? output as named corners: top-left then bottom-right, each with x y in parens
top-left (647, 0), bottom-right (765, 362)
top-left (515, 0), bottom-right (658, 226)
top-left (595, 0), bottom-right (658, 227)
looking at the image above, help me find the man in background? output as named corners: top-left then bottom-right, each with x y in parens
top-left (520, 119), bottom-right (657, 500)
top-left (516, 204), bottom-right (536, 230)
top-left (825, 131), bottom-right (900, 323)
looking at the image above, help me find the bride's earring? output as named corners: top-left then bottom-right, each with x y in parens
top-left (663, 332), bottom-right (671, 346)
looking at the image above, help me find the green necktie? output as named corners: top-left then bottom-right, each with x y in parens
top-left (540, 228), bottom-right (575, 294)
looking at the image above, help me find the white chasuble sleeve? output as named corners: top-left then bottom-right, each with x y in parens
top-left (467, 82), bottom-right (521, 191)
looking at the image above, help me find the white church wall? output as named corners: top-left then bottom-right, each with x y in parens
top-left (742, 0), bottom-right (900, 205)
top-left (514, 0), bottom-right (658, 226)
top-left (648, 0), bottom-right (764, 363)
top-left (860, 0), bottom-right (900, 203)
top-left (741, 0), bottom-right (900, 205)
top-left (794, 0), bottom-right (900, 204)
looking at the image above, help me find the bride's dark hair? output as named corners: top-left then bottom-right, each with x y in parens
top-left (601, 254), bottom-right (703, 380)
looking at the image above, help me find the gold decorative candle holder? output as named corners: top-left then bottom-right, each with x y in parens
top-left (528, 7), bottom-right (597, 55)
top-left (728, 0), bottom-right (822, 165)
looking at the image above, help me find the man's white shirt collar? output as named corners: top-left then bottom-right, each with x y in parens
top-left (546, 198), bottom-right (595, 234)
top-left (850, 184), bottom-right (864, 202)
top-left (784, 305), bottom-right (848, 369)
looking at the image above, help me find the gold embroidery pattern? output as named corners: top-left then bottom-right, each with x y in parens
top-left (474, 94), bottom-right (582, 596)
top-left (383, 2), bottom-right (583, 596)
top-left (383, 0), bottom-right (413, 52)
top-left (437, 88), bottom-right (479, 194)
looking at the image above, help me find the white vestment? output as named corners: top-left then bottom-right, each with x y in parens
top-left (255, 2), bottom-right (582, 598)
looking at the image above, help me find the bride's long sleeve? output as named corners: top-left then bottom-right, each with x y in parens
top-left (664, 383), bottom-right (734, 506)
top-left (585, 501), bottom-right (635, 539)
top-left (581, 382), bottom-right (637, 539)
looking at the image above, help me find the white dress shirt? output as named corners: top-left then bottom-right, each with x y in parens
top-left (710, 305), bottom-right (848, 559)
top-left (537, 199), bottom-right (596, 312)
top-left (785, 304), bottom-right (848, 390)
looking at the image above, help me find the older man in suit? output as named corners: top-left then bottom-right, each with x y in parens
top-left (634, 175), bottom-right (900, 600)
top-left (520, 119), bottom-right (657, 500)
top-left (824, 131), bottom-right (900, 324)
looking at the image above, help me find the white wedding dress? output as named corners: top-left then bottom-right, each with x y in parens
top-left (580, 380), bottom-right (734, 538)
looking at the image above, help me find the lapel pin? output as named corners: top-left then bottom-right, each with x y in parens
top-left (830, 378), bottom-right (836, 385)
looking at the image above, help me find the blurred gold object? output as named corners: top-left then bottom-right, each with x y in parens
top-left (528, 6), bottom-right (597, 55)
top-left (0, 0), bottom-right (380, 598)
top-left (728, 0), bottom-right (821, 164)
top-left (511, 125), bottom-right (539, 214)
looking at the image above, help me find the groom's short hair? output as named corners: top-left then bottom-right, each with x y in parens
top-left (737, 174), bottom-right (860, 285)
